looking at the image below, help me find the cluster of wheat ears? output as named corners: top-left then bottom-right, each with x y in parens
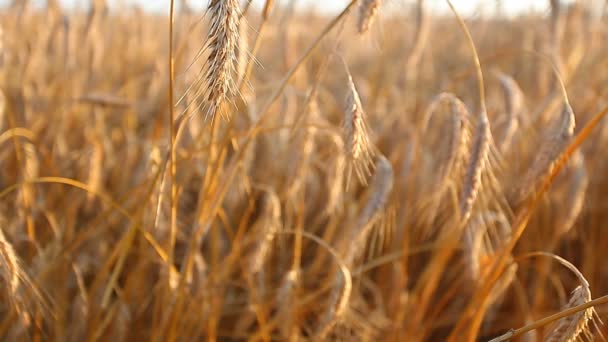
top-left (1, 0), bottom-right (608, 340)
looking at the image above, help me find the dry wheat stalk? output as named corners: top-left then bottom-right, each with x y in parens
top-left (86, 140), bottom-right (104, 206)
top-left (326, 138), bottom-right (346, 215)
top-left (464, 211), bottom-right (512, 281)
top-left (316, 271), bottom-right (348, 340)
top-left (343, 72), bottom-right (376, 186)
top-left (358, 0), bottom-right (382, 34)
top-left (276, 269), bottom-right (299, 338)
top-left (286, 103), bottom-right (318, 197)
top-left (487, 261), bottom-right (517, 305)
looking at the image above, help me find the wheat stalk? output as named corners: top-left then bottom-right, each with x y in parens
top-left (276, 269), bottom-right (299, 339)
top-left (326, 137), bottom-right (346, 215)
top-left (86, 139), bottom-right (104, 206)
top-left (316, 270), bottom-right (349, 340)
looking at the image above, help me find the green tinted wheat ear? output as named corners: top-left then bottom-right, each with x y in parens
top-left (203, 0), bottom-right (241, 120)
top-left (358, 0), bottom-right (381, 34)
top-left (343, 71), bottom-right (376, 186)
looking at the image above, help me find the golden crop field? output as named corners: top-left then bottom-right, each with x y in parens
top-left (1, 0), bottom-right (608, 340)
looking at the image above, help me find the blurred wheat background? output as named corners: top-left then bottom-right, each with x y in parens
top-left (1, 0), bottom-right (608, 341)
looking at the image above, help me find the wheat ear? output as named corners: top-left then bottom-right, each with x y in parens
top-left (342, 64), bottom-right (376, 186)
top-left (495, 71), bottom-right (524, 152)
top-left (545, 285), bottom-right (595, 342)
top-left (539, 254), bottom-right (598, 342)
top-left (202, 0), bottom-right (241, 120)
top-left (446, 0), bottom-right (491, 225)
top-left (556, 151), bottom-right (588, 237)
top-left (358, 0), bottom-right (382, 34)
top-left (490, 253), bottom-right (599, 342)
top-left (0, 227), bottom-right (20, 298)
top-left (513, 102), bottom-right (575, 206)
top-left (346, 155), bottom-right (393, 265)
top-left (249, 189), bottom-right (281, 275)
top-left (460, 114), bottom-right (490, 224)
top-left (421, 93), bottom-right (471, 193)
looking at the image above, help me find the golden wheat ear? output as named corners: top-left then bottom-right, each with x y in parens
top-left (341, 60), bottom-right (376, 188)
top-left (494, 71), bottom-right (524, 153)
top-left (183, 0), bottom-right (241, 122)
top-left (346, 155), bottom-right (394, 266)
top-left (511, 51), bottom-right (575, 207)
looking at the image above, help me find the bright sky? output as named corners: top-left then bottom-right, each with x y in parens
top-left (0, 0), bottom-right (576, 15)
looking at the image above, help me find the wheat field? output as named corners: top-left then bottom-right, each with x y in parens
top-left (1, 0), bottom-right (608, 341)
